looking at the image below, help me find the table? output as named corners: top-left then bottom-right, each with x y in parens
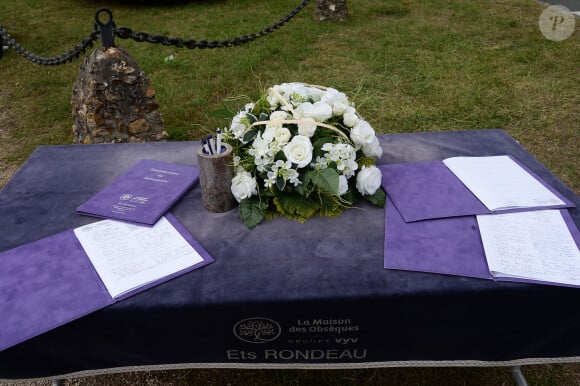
top-left (0, 130), bottom-right (579, 381)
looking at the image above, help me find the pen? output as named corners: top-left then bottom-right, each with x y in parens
top-left (202, 139), bottom-right (211, 155)
top-left (205, 135), bottom-right (214, 155)
top-left (216, 129), bottom-right (222, 154)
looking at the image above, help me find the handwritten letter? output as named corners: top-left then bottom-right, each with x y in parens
top-left (477, 210), bottom-right (580, 286)
top-left (74, 217), bottom-right (204, 298)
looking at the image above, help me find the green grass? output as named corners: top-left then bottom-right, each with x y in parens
top-left (0, 0), bottom-right (579, 384)
top-left (1, 0), bottom-right (578, 192)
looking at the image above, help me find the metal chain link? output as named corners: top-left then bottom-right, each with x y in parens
top-left (115, 0), bottom-right (309, 48)
top-left (0, 0), bottom-right (309, 65)
top-left (0, 26), bottom-right (100, 65)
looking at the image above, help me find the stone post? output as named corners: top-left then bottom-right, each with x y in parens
top-left (71, 46), bottom-right (168, 144)
top-left (316, 0), bottom-right (348, 21)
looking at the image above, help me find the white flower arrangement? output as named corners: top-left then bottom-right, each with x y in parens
top-left (222, 82), bottom-right (385, 229)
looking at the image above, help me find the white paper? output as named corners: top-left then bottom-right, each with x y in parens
top-left (74, 217), bottom-right (204, 298)
top-left (443, 155), bottom-right (565, 211)
top-left (477, 210), bottom-right (580, 286)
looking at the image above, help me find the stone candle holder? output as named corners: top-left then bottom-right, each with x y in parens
top-left (196, 142), bottom-right (236, 213)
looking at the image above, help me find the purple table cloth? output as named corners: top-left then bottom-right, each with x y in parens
top-left (0, 130), bottom-right (579, 379)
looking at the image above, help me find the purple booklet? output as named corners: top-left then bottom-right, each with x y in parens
top-left (383, 197), bottom-right (580, 287)
top-left (0, 214), bottom-right (214, 352)
top-left (379, 155), bottom-right (574, 222)
top-left (77, 159), bottom-right (199, 225)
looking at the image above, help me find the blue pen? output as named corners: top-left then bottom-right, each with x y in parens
top-left (205, 135), bottom-right (214, 155)
top-left (202, 139), bottom-right (211, 155)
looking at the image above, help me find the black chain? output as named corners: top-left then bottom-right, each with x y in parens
top-left (0, 26), bottom-right (99, 65)
top-left (115, 0), bottom-right (309, 49)
top-left (0, 0), bottom-right (309, 65)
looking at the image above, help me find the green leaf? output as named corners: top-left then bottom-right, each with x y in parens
top-left (243, 130), bottom-right (258, 143)
top-left (246, 113), bottom-right (258, 124)
top-left (364, 187), bottom-right (386, 207)
top-left (308, 168), bottom-right (340, 195)
top-left (276, 176), bottom-right (286, 191)
top-left (312, 137), bottom-right (333, 158)
top-left (210, 108), bottom-right (235, 120)
top-left (259, 113), bottom-right (270, 121)
top-left (294, 172), bottom-right (309, 196)
top-left (274, 150), bottom-right (286, 162)
top-left (239, 198), bottom-right (266, 229)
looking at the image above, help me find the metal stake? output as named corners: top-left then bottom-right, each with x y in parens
top-left (95, 8), bottom-right (115, 48)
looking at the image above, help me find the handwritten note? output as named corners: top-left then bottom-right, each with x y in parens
top-left (477, 210), bottom-right (580, 286)
top-left (443, 156), bottom-right (565, 211)
top-left (74, 217), bottom-right (204, 298)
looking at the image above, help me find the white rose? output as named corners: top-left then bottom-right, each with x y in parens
top-left (297, 117), bottom-right (317, 137)
top-left (338, 175), bottom-right (349, 196)
top-left (343, 112), bottom-right (359, 128)
top-left (273, 126), bottom-right (291, 145)
top-left (270, 110), bottom-right (287, 121)
top-left (362, 136), bottom-right (383, 158)
top-left (230, 112), bottom-right (248, 139)
top-left (283, 135), bottom-right (313, 168)
top-left (293, 102), bottom-right (311, 119)
top-left (231, 171), bottom-right (257, 202)
top-left (356, 165), bottom-right (382, 196)
top-left (308, 101), bottom-right (333, 122)
top-left (332, 102), bottom-right (350, 116)
top-left (350, 120), bottom-right (376, 146)
top-left (294, 101), bottom-right (333, 122)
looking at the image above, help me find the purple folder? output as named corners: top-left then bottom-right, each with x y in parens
top-left (0, 214), bottom-right (213, 352)
top-left (383, 197), bottom-right (580, 287)
top-left (379, 156), bottom-right (574, 222)
top-left (77, 160), bottom-right (199, 225)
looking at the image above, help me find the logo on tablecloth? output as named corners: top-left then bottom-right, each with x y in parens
top-left (233, 317), bottom-right (281, 343)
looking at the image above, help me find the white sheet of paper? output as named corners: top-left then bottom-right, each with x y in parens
top-left (477, 210), bottom-right (580, 286)
top-left (74, 217), bottom-right (204, 298)
top-left (443, 156), bottom-right (565, 211)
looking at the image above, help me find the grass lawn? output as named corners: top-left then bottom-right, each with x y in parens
top-left (0, 0), bottom-right (579, 384)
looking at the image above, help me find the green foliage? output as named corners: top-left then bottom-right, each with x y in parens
top-left (357, 156), bottom-right (376, 168)
top-left (238, 198), bottom-right (267, 229)
top-left (365, 187), bottom-right (386, 208)
top-left (273, 191), bottom-right (319, 222)
top-left (0, 0), bottom-right (577, 194)
top-left (210, 108), bottom-right (236, 120)
top-left (317, 191), bottom-right (344, 218)
top-left (307, 168), bottom-right (340, 195)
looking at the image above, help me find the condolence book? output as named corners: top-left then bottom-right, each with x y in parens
top-left (379, 155), bottom-right (573, 222)
top-left (77, 159), bottom-right (199, 225)
top-left (383, 197), bottom-right (580, 287)
top-left (0, 214), bottom-right (213, 352)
